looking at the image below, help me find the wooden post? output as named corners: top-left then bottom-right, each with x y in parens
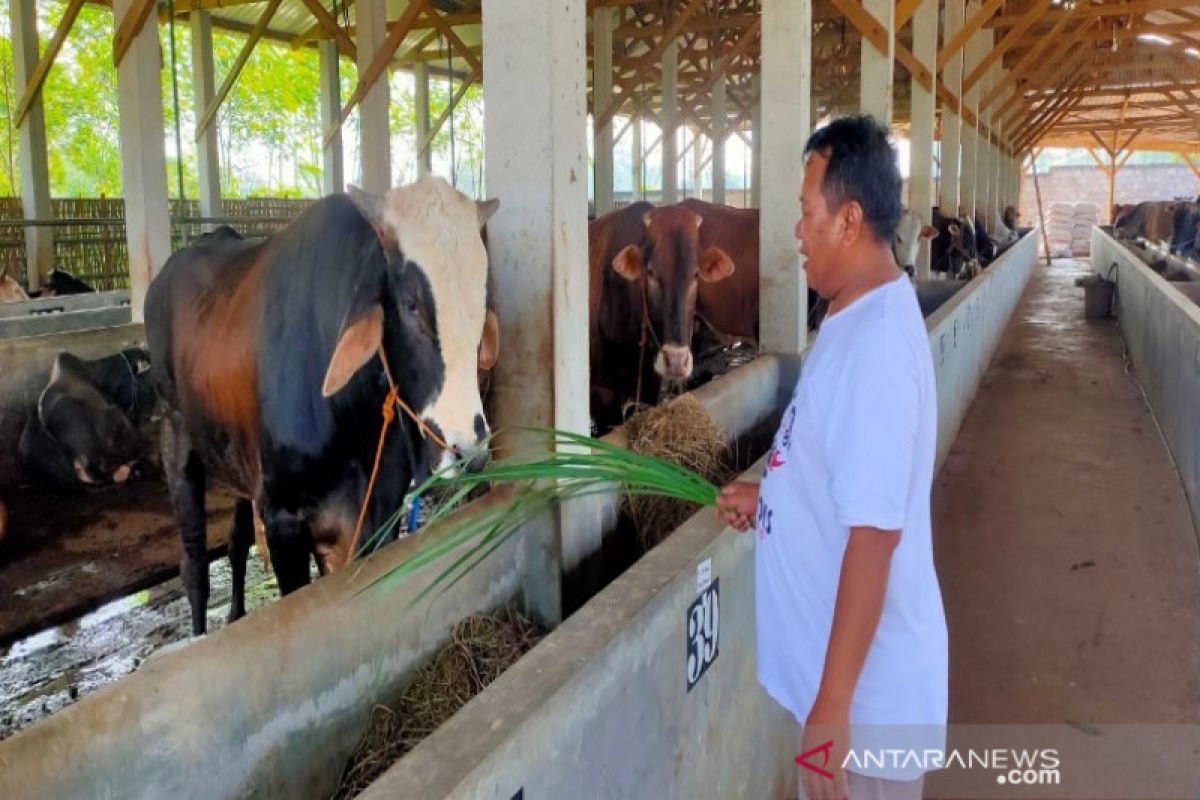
top-left (939, 0), bottom-right (966, 216)
top-left (910, 0), bottom-right (937, 277)
top-left (114, 0), bottom-right (171, 320)
top-left (592, 7), bottom-right (615, 215)
top-left (760, 0), bottom-right (811, 353)
top-left (482, 0), bottom-right (589, 626)
top-left (661, 39), bottom-right (679, 203)
top-left (356, 0), bottom-right (391, 193)
top-left (191, 11), bottom-right (221, 223)
top-left (9, 0), bottom-right (54, 291)
top-left (860, 0), bottom-right (894, 123)
top-left (712, 76), bottom-right (727, 205)
top-left (318, 40), bottom-right (344, 194)
top-left (1030, 150), bottom-right (1051, 266)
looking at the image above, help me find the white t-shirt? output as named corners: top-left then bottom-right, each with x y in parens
top-left (755, 274), bottom-right (947, 779)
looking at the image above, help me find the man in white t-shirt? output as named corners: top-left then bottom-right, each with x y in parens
top-left (717, 116), bottom-right (947, 800)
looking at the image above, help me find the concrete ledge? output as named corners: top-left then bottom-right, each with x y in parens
top-left (927, 232), bottom-right (1040, 470)
top-left (361, 467), bottom-right (797, 800)
top-left (0, 290), bottom-right (131, 320)
top-left (1091, 229), bottom-right (1200, 528)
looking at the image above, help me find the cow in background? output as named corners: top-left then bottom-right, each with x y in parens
top-left (31, 268), bottom-right (95, 298)
top-left (588, 201), bottom-right (736, 429)
top-left (19, 348), bottom-right (157, 489)
top-left (1169, 203), bottom-right (1200, 259)
top-left (1115, 201), bottom-right (1181, 245)
top-left (147, 177), bottom-right (500, 635)
top-left (892, 209), bottom-right (939, 277)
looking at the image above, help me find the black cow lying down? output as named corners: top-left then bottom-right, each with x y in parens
top-left (19, 348), bottom-right (156, 489)
top-left (146, 177), bottom-right (500, 635)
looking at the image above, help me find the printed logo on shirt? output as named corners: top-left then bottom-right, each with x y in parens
top-left (768, 448), bottom-right (787, 471)
top-left (756, 495), bottom-right (773, 540)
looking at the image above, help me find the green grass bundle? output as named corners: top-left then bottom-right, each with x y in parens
top-left (361, 427), bottom-right (720, 604)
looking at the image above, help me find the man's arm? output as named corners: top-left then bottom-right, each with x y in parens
top-left (799, 526), bottom-right (899, 800)
top-left (816, 526), bottom-right (900, 708)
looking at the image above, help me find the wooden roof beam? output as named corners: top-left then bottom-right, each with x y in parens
top-left (990, 0), bottom-right (1200, 28)
top-left (16, 0), bottom-right (84, 127)
top-left (937, 0), bottom-right (1006, 71)
top-left (979, 10), bottom-right (1086, 113)
top-left (113, 0), bottom-right (156, 67)
top-left (295, 0), bottom-right (356, 61)
top-left (962, 0), bottom-right (1051, 95)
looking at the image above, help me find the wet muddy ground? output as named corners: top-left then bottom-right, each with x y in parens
top-left (0, 547), bottom-right (278, 740)
top-left (0, 481), bottom-right (234, 645)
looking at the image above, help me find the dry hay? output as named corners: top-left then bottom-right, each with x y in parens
top-left (333, 605), bottom-right (545, 799)
top-left (622, 394), bottom-right (730, 549)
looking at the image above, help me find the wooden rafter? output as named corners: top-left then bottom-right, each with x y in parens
top-left (323, 0), bottom-right (428, 147)
top-left (937, 0), bottom-right (1006, 71)
top-left (295, 0), bottom-right (357, 61)
top-left (15, 0), bottom-right (84, 128)
top-left (989, 0), bottom-right (1200, 28)
top-left (417, 67), bottom-right (480, 157)
top-left (112, 0), bottom-right (157, 67)
top-left (826, 0), bottom-right (933, 91)
top-left (895, 0), bottom-right (924, 30)
top-left (980, 10), bottom-right (1084, 113)
top-left (196, 0), bottom-right (283, 139)
top-left (962, 0), bottom-right (1050, 95)
top-left (423, 5), bottom-right (483, 77)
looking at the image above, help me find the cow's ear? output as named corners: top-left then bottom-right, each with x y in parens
top-left (478, 309), bottom-right (499, 371)
top-left (322, 304), bottom-right (383, 397)
top-left (921, 225), bottom-right (939, 240)
top-left (476, 198), bottom-right (500, 228)
top-left (698, 246), bottom-right (735, 283)
top-left (612, 245), bottom-right (644, 281)
top-left (347, 185), bottom-right (397, 254)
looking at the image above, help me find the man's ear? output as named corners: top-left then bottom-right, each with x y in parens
top-left (841, 201), bottom-right (865, 244)
top-left (612, 245), bottom-right (644, 281)
top-left (322, 305), bottom-right (383, 397)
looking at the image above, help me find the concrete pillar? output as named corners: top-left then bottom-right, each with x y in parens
top-left (750, 75), bottom-right (762, 208)
top-left (319, 41), bottom-right (345, 194)
top-left (939, 0), bottom-right (964, 215)
top-left (691, 131), bottom-right (705, 201)
top-left (355, 0), bottom-right (390, 192)
top-left (632, 116), bottom-right (644, 200)
top-left (712, 76), bottom-right (727, 205)
top-left (9, 0), bottom-right (53, 291)
top-left (413, 63), bottom-right (432, 178)
top-left (191, 11), bottom-right (221, 221)
top-left (959, 1), bottom-right (982, 220)
top-left (759, 0), bottom-right (811, 353)
top-left (114, 0), bottom-right (171, 320)
top-left (592, 7), bottom-right (615, 215)
top-left (482, 0), bottom-right (588, 625)
top-left (860, 0), bottom-right (894, 123)
top-left (661, 40), bottom-right (679, 203)
top-left (910, 0), bottom-right (937, 278)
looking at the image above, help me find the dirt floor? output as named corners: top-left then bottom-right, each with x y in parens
top-left (933, 258), bottom-right (1200, 724)
top-left (0, 481), bottom-right (234, 645)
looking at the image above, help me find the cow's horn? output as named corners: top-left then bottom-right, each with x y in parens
top-left (346, 185), bottom-right (383, 226)
top-left (476, 198), bottom-right (500, 227)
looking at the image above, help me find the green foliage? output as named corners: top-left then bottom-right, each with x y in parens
top-left (0, 0), bottom-right (489, 200)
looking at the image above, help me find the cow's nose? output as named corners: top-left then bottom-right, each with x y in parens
top-left (661, 345), bottom-right (693, 379)
top-left (112, 464), bottom-right (132, 484)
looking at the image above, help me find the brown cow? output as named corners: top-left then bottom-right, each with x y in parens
top-left (588, 201), bottom-right (735, 429)
top-left (678, 199), bottom-right (761, 342)
top-left (1115, 201), bottom-right (1181, 244)
top-left (0, 267), bottom-right (29, 303)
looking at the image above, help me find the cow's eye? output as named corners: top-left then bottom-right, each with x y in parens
top-left (404, 296), bottom-right (419, 314)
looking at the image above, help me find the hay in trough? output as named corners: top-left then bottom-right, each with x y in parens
top-left (333, 605), bottom-right (545, 798)
top-left (622, 395), bottom-right (730, 548)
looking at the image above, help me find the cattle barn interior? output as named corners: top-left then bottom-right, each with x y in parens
top-left (1, 0), bottom-right (1200, 797)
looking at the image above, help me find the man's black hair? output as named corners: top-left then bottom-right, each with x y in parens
top-left (803, 115), bottom-right (903, 245)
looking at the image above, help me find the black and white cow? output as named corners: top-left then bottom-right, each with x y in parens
top-left (18, 348), bottom-right (156, 489)
top-left (145, 177), bottom-right (500, 635)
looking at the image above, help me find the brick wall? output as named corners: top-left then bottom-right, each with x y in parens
top-left (1020, 164), bottom-right (1200, 226)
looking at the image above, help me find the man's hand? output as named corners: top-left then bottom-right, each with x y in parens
top-left (716, 480), bottom-right (758, 531)
top-left (798, 697), bottom-right (850, 800)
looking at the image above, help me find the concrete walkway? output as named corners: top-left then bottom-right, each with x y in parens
top-left (933, 258), bottom-right (1200, 725)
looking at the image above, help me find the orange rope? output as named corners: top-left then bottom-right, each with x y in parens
top-left (346, 346), bottom-right (451, 562)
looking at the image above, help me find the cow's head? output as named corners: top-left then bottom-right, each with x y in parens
top-left (610, 206), bottom-right (734, 382)
top-left (324, 177), bottom-right (498, 476)
top-left (892, 209), bottom-right (938, 275)
top-left (38, 354), bottom-right (143, 485)
top-left (0, 266), bottom-right (28, 304)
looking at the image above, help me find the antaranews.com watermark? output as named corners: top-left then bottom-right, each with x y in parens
top-left (794, 724), bottom-right (1200, 799)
